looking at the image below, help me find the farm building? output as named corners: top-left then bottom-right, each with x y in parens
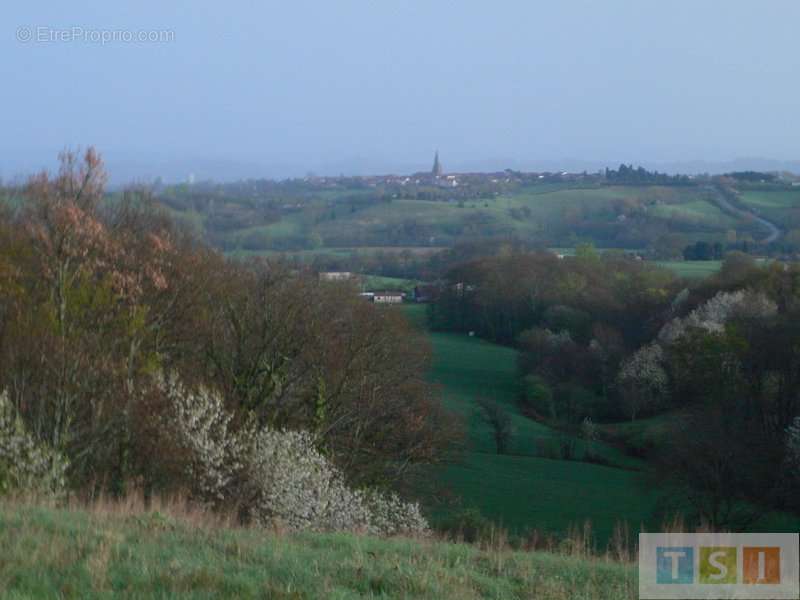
top-left (372, 291), bottom-right (405, 304)
top-left (319, 271), bottom-right (355, 282)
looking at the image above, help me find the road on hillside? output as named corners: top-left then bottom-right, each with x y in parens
top-left (707, 185), bottom-right (781, 244)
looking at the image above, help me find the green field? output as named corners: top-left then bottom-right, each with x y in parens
top-left (403, 306), bottom-right (655, 544)
top-left (361, 275), bottom-right (417, 293)
top-left (0, 501), bottom-right (637, 599)
top-left (739, 190), bottom-right (800, 229)
top-left (649, 199), bottom-right (738, 228)
top-left (226, 246), bottom-right (447, 261)
top-left (740, 190), bottom-right (800, 211)
top-left (654, 260), bottom-right (722, 278)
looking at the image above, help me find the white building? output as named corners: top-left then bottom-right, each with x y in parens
top-left (319, 271), bottom-right (354, 282)
top-left (372, 291), bottom-right (405, 304)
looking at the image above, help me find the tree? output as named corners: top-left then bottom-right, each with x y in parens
top-left (654, 408), bottom-right (774, 529)
top-left (719, 251), bottom-right (757, 285)
top-left (477, 397), bottom-right (513, 454)
top-left (616, 343), bottom-right (667, 421)
top-left (652, 233), bottom-right (688, 260)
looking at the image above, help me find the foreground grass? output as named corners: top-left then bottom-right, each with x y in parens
top-left (0, 501), bottom-right (636, 599)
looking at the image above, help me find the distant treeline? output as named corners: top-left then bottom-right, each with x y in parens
top-left (604, 164), bottom-right (693, 185)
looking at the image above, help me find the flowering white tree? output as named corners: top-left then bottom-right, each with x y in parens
top-left (160, 375), bottom-right (244, 504)
top-left (0, 391), bottom-right (68, 496)
top-left (659, 290), bottom-right (777, 343)
top-left (162, 376), bottom-right (429, 535)
top-left (616, 343), bottom-right (668, 421)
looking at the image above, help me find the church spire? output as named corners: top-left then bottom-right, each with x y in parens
top-left (432, 150), bottom-right (443, 177)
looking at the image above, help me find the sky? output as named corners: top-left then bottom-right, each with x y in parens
top-left (2, 1), bottom-right (799, 182)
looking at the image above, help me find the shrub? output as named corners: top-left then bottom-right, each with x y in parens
top-left (162, 376), bottom-right (429, 535)
top-left (160, 375), bottom-right (243, 505)
top-left (520, 375), bottom-right (554, 419)
top-left (0, 391), bottom-right (68, 496)
top-left (362, 490), bottom-right (430, 536)
top-left (240, 426), bottom-right (371, 532)
top-left (439, 507), bottom-right (494, 543)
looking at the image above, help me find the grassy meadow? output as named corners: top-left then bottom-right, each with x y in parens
top-left (0, 501), bottom-right (638, 600)
top-left (361, 275), bottom-right (418, 293)
top-left (739, 189), bottom-right (800, 229)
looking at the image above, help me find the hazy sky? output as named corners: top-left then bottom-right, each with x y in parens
top-left (2, 1), bottom-right (799, 181)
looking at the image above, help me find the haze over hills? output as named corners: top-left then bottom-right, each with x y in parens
top-left (6, 152), bottom-right (799, 186)
top-left (103, 155), bottom-right (800, 185)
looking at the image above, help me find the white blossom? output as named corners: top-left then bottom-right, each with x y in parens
top-left (162, 376), bottom-right (429, 535)
top-left (616, 343), bottom-right (668, 420)
top-left (0, 391), bottom-right (68, 496)
top-left (659, 290), bottom-right (777, 343)
top-left (160, 374), bottom-right (243, 504)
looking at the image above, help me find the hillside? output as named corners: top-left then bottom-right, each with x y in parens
top-left (403, 306), bottom-right (656, 545)
top-left (158, 181), bottom-right (765, 255)
top-left (0, 501), bottom-right (637, 599)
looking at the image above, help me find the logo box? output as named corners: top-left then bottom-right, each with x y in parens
top-left (640, 533), bottom-right (799, 599)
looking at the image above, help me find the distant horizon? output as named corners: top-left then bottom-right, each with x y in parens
top-left (3, 150), bottom-right (800, 186)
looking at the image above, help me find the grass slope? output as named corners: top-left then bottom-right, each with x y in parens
top-left (0, 502), bottom-right (637, 599)
top-left (403, 306), bottom-right (656, 545)
top-left (361, 275), bottom-right (418, 293)
top-left (649, 199), bottom-right (738, 228)
top-left (739, 189), bottom-right (800, 229)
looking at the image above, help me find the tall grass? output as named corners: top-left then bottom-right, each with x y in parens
top-left (0, 496), bottom-right (639, 599)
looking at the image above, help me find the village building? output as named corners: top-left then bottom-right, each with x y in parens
top-left (372, 291), bottom-right (405, 304)
top-left (319, 271), bottom-right (355, 282)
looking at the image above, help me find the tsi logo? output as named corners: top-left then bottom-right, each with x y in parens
top-left (640, 533), bottom-right (798, 599)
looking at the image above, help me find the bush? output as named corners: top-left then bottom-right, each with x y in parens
top-left (0, 392), bottom-right (68, 496)
top-left (160, 375), bottom-right (244, 505)
top-left (519, 375), bottom-right (554, 419)
top-left (162, 376), bottom-right (429, 536)
top-left (439, 507), bottom-right (494, 543)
